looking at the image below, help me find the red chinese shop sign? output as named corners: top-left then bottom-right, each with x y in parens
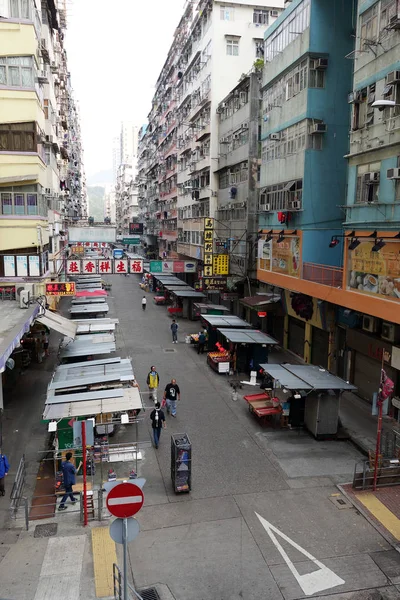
top-left (66, 259), bottom-right (143, 275)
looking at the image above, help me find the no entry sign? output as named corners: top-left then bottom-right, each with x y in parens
top-left (106, 482), bottom-right (144, 518)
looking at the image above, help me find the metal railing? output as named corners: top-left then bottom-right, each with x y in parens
top-left (302, 262), bottom-right (343, 288)
top-left (113, 564), bottom-right (144, 600)
top-left (353, 457), bottom-right (400, 490)
top-left (9, 455), bottom-right (26, 518)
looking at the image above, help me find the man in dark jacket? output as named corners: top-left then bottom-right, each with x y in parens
top-left (150, 402), bottom-right (166, 449)
top-left (0, 453), bottom-right (10, 496)
top-left (59, 452), bottom-right (77, 510)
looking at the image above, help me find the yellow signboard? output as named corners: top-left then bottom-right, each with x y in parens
top-left (204, 218), bottom-right (214, 230)
top-left (204, 254), bottom-right (213, 265)
top-left (213, 254), bottom-right (229, 275)
top-left (347, 240), bottom-right (400, 301)
top-left (204, 265), bottom-right (213, 276)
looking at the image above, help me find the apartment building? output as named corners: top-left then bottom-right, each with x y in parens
top-left (115, 163), bottom-right (139, 235)
top-left (215, 72), bottom-right (261, 282)
top-left (336, 0), bottom-right (400, 404)
top-left (0, 0), bottom-right (85, 292)
top-left (138, 0), bottom-right (284, 266)
top-left (257, 0), bottom-right (355, 364)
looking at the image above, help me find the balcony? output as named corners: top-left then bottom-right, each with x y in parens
top-left (302, 263), bottom-right (343, 288)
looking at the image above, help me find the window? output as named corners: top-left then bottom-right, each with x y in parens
top-left (0, 122), bottom-right (36, 151)
top-left (360, 3), bottom-right (379, 48)
top-left (351, 86), bottom-right (376, 130)
top-left (309, 61), bottom-right (325, 88)
top-left (226, 38), bottom-right (239, 56)
top-left (220, 6), bottom-right (234, 20)
top-left (10, 0), bottom-right (31, 19)
top-left (14, 194), bottom-right (25, 214)
top-left (259, 179), bottom-right (303, 211)
top-left (264, 59), bottom-right (308, 111)
top-left (356, 162), bottom-right (381, 203)
top-left (253, 9), bottom-right (268, 25)
top-left (1, 193), bottom-right (12, 215)
top-left (27, 194), bottom-right (38, 215)
top-left (265, 0), bottom-right (310, 62)
top-left (0, 56), bottom-right (35, 88)
top-left (396, 156), bottom-right (400, 201)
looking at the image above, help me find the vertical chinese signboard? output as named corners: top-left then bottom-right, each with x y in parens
top-left (347, 240), bottom-right (400, 301)
top-left (213, 254), bottom-right (229, 275)
top-left (203, 217), bottom-right (214, 277)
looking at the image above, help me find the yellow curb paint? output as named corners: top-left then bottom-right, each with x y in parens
top-left (355, 492), bottom-right (400, 541)
top-left (91, 526), bottom-right (118, 597)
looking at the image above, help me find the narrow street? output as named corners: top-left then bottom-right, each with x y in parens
top-left (105, 274), bottom-right (400, 600)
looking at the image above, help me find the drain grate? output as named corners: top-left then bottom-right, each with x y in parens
top-left (34, 523), bottom-right (58, 538)
top-left (163, 348), bottom-right (176, 353)
top-left (329, 494), bottom-right (352, 510)
top-left (138, 588), bottom-right (160, 600)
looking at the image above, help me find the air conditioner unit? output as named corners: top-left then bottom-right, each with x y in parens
top-left (362, 315), bottom-right (378, 333)
top-left (290, 200), bottom-right (301, 210)
top-left (382, 322), bottom-right (398, 343)
top-left (348, 91), bottom-right (361, 104)
top-left (260, 203), bottom-right (270, 212)
top-left (270, 10), bottom-right (279, 17)
top-left (364, 171), bottom-right (380, 184)
top-left (45, 188), bottom-right (51, 194)
top-left (387, 70), bottom-right (400, 84)
top-left (389, 14), bottom-right (400, 28)
top-left (242, 122), bottom-right (249, 129)
top-left (387, 168), bottom-right (400, 180)
top-left (316, 58), bottom-right (328, 69)
top-left (220, 137), bottom-right (229, 143)
top-left (221, 102), bottom-right (227, 108)
top-left (233, 133), bottom-right (240, 139)
top-left (269, 133), bottom-right (281, 141)
top-left (311, 123), bottom-right (327, 133)
top-left (20, 290), bottom-right (30, 309)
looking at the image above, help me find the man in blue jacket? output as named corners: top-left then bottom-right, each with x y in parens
top-left (0, 453), bottom-right (10, 496)
top-left (58, 452), bottom-right (77, 510)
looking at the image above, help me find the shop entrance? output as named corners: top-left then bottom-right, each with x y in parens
top-left (288, 317), bottom-right (305, 358)
top-left (311, 327), bottom-right (329, 369)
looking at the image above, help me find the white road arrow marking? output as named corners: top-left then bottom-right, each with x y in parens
top-left (255, 512), bottom-right (345, 596)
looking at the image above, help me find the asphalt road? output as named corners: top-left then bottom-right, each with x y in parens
top-left (104, 274), bottom-right (400, 600)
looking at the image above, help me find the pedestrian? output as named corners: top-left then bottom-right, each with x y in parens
top-left (197, 330), bottom-right (206, 354)
top-left (42, 330), bottom-right (49, 357)
top-left (150, 402), bottom-right (166, 449)
top-left (163, 378), bottom-right (181, 418)
top-left (146, 366), bottom-right (160, 402)
top-left (58, 452), bottom-right (77, 510)
top-left (142, 296), bottom-right (147, 311)
top-left (0, 453), bottom-right (10, 496)
top-left (171, 319), bottom-right (178, 344)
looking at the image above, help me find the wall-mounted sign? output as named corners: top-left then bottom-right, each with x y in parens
top-left (258, 311), bottom-right (267, 318)
top-left (46, 282), bottom-right (76, 296)
top-left (4, 256), bottom-right (15, 277)
top-left (129, 222), bottom-right (144, 235)
top-left (122, 238), bottom-right (140, 245)
top-left (29, 255), bottom-right (40, 277)
top-left (66, 259), bottom-right (143, 275)
top-left (149, 260), bottom-right (196, 274)
top-left (258, 236), bottom-right (300, 277)
top-left (16, 255), bottom-right (28, 277)
top-left (213, 254), bottom-right (229, 275)
top-left (347, 240), bottom-right (400, 302)
top-left (201, 276), bottom-right (227, 291)
top-left (68, 227), bottom-right (116, 243)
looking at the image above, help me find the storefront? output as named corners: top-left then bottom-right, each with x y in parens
top-left (347, 328), bottom-right (395, 404)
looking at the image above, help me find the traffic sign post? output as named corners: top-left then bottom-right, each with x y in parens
top-left (106, 482), bottom-right (145, 600)
top-left (106, 482), bottom-right (144, 518)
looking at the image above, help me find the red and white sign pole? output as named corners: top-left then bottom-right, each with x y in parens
top-left (106, 482), bottom-right (144, 599)
top-left (82, 421), bottom-right (88, 527)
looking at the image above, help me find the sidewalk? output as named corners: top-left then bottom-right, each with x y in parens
top-left (341, 483), bottom-right (400, 554)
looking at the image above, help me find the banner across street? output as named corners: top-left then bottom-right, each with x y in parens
top-left (66, 258), bottom-right (143, 275)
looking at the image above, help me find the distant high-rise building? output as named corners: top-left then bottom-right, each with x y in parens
top-left (112, 136), bottom-right (121, 183)
top-left (120, 122), bottom-right (139, 169)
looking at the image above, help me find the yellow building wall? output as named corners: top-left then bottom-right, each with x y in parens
top-left (0, 220), bottom-right (49, 251)
top-left (0, 89), bottom-right (45, 128)
top-left (0, 21), bottom-right (38, 56)
top-left (0, 154), bottom-right (47, 187)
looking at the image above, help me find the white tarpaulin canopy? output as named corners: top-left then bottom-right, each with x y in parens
top-left (43, 387), bottom-right (142, 419)
top-left (36, 312), bottom-right (77, 340)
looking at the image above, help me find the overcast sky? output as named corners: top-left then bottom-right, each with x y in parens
top-left (65, 0), bottom-right (185, 178)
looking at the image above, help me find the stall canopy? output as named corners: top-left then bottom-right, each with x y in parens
top-left (218, 328), bottom-right (278, 345)
top-left (156, 277), bottom-right (187, 285)
top-left (71, 297), bottom-right (106, 305)
top-left (240, 293), bottom-right (281, 308)
top-left (202, 315), bottom-right (251, 329)
top-left (164, 285), bottom-right (194, 292)
top-left (69, 303), bottom-right (109, 314)
top-left (43, 387), bottom-right (142, 420)
top-left (36, 311), bottom-right (77, 340)
top-left (0, 302), bottom-right (40, 373)
top-left (259, 364), bottom-right (357, 391)
top-left (60, 339), bottom-right (116, 359)
top-left (75, 290), bottom-right (107, 298)
top-left (76, 322), bottom-right (116, 334)
top-left (171, 290), bottom-right (206, 298)
top-left (50, 357), bottom-right (134, 387)
top-left (194, 303), bottom-right (230, 313)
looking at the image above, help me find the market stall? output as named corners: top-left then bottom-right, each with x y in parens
top-left (192, 303), bottom-right (230, 320)
top-left (59, 334), bottom-right (116, 363)
top-left (168, 289), bottom-right (206, 319)
top-left (69, 303), bottom-right (109, 318)
top-left (201, 315), bottom-right (251, 350)
top-left (71, 297), bottom-right (107, 305)
top-left (207, 346), bottom-right (232, 374)
top-left (259, 363), bottom-right (357, 438)
top-left (216, 328), bottom-right (278, 374)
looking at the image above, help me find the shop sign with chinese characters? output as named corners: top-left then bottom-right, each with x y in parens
top-left (46, 282), bottom-right (76, 296)
top-left (201, 277), bottom-right (227, 291)
top-left (203, 217), bottom-right (214, 276)
top-left (347, 240), bottom-right (400, 302)
top-left (213, 254), bottom-right (229, 275)
top-left (149, 261), bottom-right (197, 273)
top-left (258, 236), bottom-right (301, 278)
top-left (66, 259), bottom-right (143, 275)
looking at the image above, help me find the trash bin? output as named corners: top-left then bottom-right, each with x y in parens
top-left (171, 433), bottom-right (191, 493)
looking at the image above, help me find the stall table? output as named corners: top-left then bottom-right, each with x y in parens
top-left (243, 392), bottom-right (282, 426)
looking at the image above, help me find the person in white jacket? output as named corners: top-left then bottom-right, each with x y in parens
top-left (142, 296), bottom-right (147, 311)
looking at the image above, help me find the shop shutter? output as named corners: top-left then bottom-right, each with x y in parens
top-left (353, 353), bottom-right (383, 403)
top-left (271, 315), bottom-right (284, 345)
top-left (288, 317), bottom-right (305, 358)
top-left (311, 327), bottom-right (329, 369)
